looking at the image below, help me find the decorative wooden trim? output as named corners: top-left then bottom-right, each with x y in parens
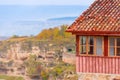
top-left (104, 36), bottom-right (108, 56)
top-left (76, 54), bottom-right (120, 58)
top-left (72, 31), bottom-right (120, 34)
top-left (72, 31), bottom-right (120, 36)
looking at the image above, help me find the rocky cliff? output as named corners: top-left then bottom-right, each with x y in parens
top-left (7, 43), bottom-right (41, 60)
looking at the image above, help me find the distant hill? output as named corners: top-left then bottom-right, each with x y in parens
top-left (47, 17), bottom-right (77, 21)
top-left (0, 36), bottom-right (9, 41)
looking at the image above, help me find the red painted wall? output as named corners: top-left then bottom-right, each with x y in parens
top-left (76, 56), bottom-right (120, 74)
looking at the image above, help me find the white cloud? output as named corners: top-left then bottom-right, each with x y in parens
top-left (0, 0), bottom-right (95, 5)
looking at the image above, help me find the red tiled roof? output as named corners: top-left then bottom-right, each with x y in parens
top-left (66, 0), bottom-right (120, 35)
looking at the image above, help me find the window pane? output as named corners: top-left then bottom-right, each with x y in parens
top-left (80, 46), bottom-right (86, 54)
top-left (96, 37), bottom-right (102, 47)
top-left (88, 46), bottom-right (94, 55)
top-left (117, 48), bottom-right (120, 56)
top-left (109, 47), bottom-right (115, 56)
top-left (117, 38), bottom-right (120, 46)
top-left (80, 36), bottom-right (86, 45)
top-left (96, 37), bottom-right (103, 56)
top-left (89, 37), bottom-right (94, 45)
top-left (109, 38), bottom-right (115, 46)
top-left (96, 47), bottom-right (102, 56)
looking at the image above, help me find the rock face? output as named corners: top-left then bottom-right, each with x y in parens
top-left (62, 53), bottom-right (76, 64)
top-left (7, 43), bottom-right (40, 60)
top-left (0, 42), bottom-right (56, 77)
top-left (78, 73), bottom-right (120, 80)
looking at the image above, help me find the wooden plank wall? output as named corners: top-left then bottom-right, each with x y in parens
top-left (76, 56), bottom-right (120, 74)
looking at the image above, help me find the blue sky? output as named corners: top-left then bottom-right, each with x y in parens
top-left (0, 0), bottom-right (95, 36)
top-left (0, 0), bottom-right (94, 5)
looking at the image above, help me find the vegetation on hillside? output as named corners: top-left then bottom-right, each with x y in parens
top-left (24, 55), bottom-right (41, 76)
top-left (0, 75), bottom-right (24, 80)
top-left (36, 25), bottom-right (74, 41)
top-left (24, 55), bottom-right (78, 80)
top-left (0, 25), bottom-right (75, 54)
top-left (35, 25), bottom-right (75, 53)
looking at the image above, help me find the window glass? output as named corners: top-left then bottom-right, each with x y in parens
top-left (80, 36), bottom-right (87, 54)
top-left (81, 36), bottom-right (86, 45)
top-left (80, 46), bottom-right (86, 54)
top-left (89, 37), bottom-right (94, 45)
top-left (96, 37), bottom-right (103, 56)
top-left (109, 47), bottom-right (115, 56)
top-left (96, 47), bottom-right (102, 56)
top-left (117, 48), bottom-right (120, 56)
top-left (88, 37), bottom-right (94, 55)
top-left (88, 46), bottom-right (94, 55)
top-left (109, 38), bottom-right (115, 46)
top-left (116, 38), bottom-right (120, 56)
top-left (96, 37), bottom-right (102, 47)
top-left (117, 38), bottom-right (120, 46)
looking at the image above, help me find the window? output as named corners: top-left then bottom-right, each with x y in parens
top-left (80, 36), bottom-right (87, 54)
top-left (109, 38), bottom-right (120, 56)
top-left (80, 36), bottom-right (103, 56)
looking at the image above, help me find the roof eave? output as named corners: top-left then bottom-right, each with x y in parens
top-left (65, 29), bottom-right (73, 32)
top-left (71, 31), bottom-right (120, 36)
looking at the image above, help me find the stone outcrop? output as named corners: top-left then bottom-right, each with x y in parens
top-left (7, 43), bottom-right (40, 60)
top-left (62, 53), bottom-right (76, 64)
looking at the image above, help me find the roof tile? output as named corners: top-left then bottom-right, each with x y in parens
top-left (67, 0), bottom-right (120, 35)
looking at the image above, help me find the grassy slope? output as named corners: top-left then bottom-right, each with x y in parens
top-left (7, 37), bottom-right (28, 42)
top-left (0, 75), bottom-right (24, 80)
